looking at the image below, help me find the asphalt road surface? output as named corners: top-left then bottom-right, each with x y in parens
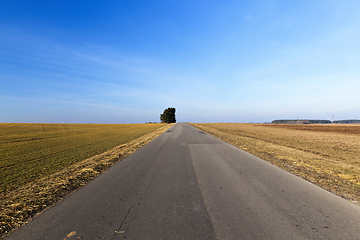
top-left (6, 123), bottom-right (360, 239)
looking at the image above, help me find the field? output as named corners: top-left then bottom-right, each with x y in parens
top-left (190, 123), bottom-right (360, 205)
top-left (1, 123), bottom-right (172, 236)
top-left (0, 123), bottom-right (167, 193)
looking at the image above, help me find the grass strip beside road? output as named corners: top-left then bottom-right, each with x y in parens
top-left (190, 123), bottom-right (360, 206)
top-left (0, 123), bottom-right (174, 237)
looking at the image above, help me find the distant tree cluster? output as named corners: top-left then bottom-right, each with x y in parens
top-left (333, 119), bottom-right (360, 124)
top-left (272, 119), bottom-right (360, 124)
top-left (160, 107), bottom-right (176, 123)
top-left (271, 119), bottom-right (332, 124)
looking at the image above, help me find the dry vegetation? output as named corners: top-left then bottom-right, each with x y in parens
top-left (0, 123), bottom-right (173, 237)
top-left (190, 123), bottom-right (360, 205)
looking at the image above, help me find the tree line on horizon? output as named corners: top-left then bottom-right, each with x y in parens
top-left (271, 119), bottom-right (360, 124)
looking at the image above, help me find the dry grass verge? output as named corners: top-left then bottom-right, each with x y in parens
top-left (190, 123), bottom-right (360, 206)
top-left (0, 123), bottom-right (174, 238)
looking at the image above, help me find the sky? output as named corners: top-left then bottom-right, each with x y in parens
top-left (1, 0), bottom-right (360, 123)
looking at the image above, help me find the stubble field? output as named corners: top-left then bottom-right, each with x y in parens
top-left (0, 123), bottom-right (172, 236)
top-left (0, 123), bottom-right (167, 193)
top-left (190, 123), bottom-right (360, 205)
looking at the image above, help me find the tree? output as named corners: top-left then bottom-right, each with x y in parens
top-left (160, 107), bottom-right (176, 123)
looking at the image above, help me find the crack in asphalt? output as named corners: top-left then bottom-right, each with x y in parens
top-left (111, 195), bottom-right (140, 240)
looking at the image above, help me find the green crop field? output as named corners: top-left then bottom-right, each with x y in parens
top-left (0, 123), bottom-right (166, 193)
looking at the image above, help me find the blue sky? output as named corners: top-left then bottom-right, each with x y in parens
top-left (1, 0), bottom-right (359, 123)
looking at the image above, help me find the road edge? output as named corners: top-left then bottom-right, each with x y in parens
top-left (1, 124), bottom-right (174, 239)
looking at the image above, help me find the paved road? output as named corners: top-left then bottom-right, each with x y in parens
top-left (6, 123), bottom-right (360, 239)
